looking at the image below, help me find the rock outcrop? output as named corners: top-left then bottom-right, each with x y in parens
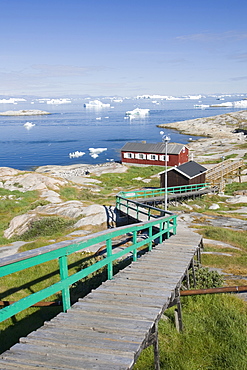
top-left (3, 201), bottom-right (109, 239)
top-left (0, 110), bottom-right (50, 116)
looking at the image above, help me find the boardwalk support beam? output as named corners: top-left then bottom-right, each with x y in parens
top-left (142, 321), bottom-right (160, 370)
top-left (174, 287), bottom-right (183, 332)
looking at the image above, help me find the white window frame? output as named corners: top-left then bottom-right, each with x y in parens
top-left (147, 154), bottom-right (158, 161)
top-left (160, 154), bottom-right (169, 161)
top-left (124, 152), bottom-right (134, 159)
top-left (135, 153), bottom-right (146, 160)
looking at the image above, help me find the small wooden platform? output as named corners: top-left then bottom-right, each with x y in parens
top-left (136, 188), bottom-right (212, 205)
top-left (0, 223), bottom-right (202, 370)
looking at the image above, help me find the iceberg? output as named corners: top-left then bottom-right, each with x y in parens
top-left (47, 98), bottom-right (71, 104)
top-left (89, 147), bottom-right (107, 158)
top-left (23, 122), bottom-right (35, 130)
top-left (69, 151), bottom-right (85, 158)
top-left (210, 102), bottom-right (233, 107)
top-left (84, 100), bottom-right (110, 108)
top-left (234, 100), bottom-right (247, 108)
top-left (125, 108), bottom-right (150, 119)
top-left (0, 98), bottom-right (26, 104)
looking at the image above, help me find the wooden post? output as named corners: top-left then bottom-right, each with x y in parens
top-left (186, 268), bottom-right (190, 289)
top-left (174, 287), bottom-right (183, 332)
top-left (153, 322), bottom-right (160, 370)
top-left (191, 259), bottom-right (197, 288)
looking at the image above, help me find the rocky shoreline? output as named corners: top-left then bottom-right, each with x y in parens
top-left (158, 109), bottom-right (247, 162)
top-left (0, 109), bottom-right (51, 116)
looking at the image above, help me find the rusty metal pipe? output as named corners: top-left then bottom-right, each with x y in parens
top-left (0, 300), bottom-right (62, 307)
top-left (180, 285), bottom-right (247, 296)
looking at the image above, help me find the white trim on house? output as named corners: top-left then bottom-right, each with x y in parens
top-left (124, 152), bottom-right (134, 159)
top-left (135, 153), bottom-right (146, 160)
top-left (147, 154), bottom-right (158, 160)
top-left (159, 154), bottom-right (169, 161)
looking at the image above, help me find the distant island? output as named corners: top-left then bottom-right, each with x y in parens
top-left (0, 109), bottom-right (51, 116)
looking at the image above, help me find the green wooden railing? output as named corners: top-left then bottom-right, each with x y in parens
top-left (119, 183), bottom-right (210, 200)
top-left (116, 194), bottom-right (173, 221)
top-left (0, 214), bottom-right (177, 324)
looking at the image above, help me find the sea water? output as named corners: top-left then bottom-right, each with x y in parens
top-left (0, 96), bottom-right (244, 171)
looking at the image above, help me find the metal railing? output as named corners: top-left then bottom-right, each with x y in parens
top-left (116, 194), bottom-right (173, 221)
top-left (119, 183), bottom-right (210, 200)
top-left (0, 214), bottom-right (177, 324)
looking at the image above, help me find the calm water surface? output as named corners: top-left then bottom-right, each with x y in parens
top-left (0, 96), bottom-right (242, 170)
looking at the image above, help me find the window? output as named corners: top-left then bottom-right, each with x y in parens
top-left (147, 154), bottom-right (158, 160)
top-left (124, 152), bottom-right (134, 159)
top-left (135, 153), bottom-right (146, 160)
top-left (160, 155), bottom-right (169, 161)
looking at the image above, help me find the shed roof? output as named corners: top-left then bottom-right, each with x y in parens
top-left (160, 161), bottom-right (208, 179)
top-left (121, 142), bottom-right (186, 155)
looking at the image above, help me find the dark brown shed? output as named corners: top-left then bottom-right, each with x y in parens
top-left (160, 161), bottom-right (208, 188)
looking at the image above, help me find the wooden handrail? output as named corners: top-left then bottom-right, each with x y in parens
top-left (0, 213), bottom-right (177, 323)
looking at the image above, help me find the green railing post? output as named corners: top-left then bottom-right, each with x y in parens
top-left (148, 226), bottom-right (153, 251)
top-left (133, 230), bottom-right (138, 261)
top-left (167, 219), bottom-right (170, 239)
top-left (106, 239), bottom-right (113, 280)
top-left (159, 222), bottom-right (163, 244)
top-left (59, 255), bottom-right (71, 312)
top-left (173, 216), bottom-right (177, 235)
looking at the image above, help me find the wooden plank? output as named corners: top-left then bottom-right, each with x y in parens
top-left (1, 350), bottom-right (128, 370)
top-left (3, 343), bottom-right (134, 368)
top-left (20, 334), bottom-right (140, 357)
top-left (72, 301), bottom-right (162, 320)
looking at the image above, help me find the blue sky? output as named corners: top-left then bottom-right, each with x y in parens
top-left (1, 0), bottom-right (247, 97)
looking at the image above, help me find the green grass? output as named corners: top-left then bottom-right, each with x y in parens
top-left (0, 189), bottom-right (40, 246)
top-left (225, 181), bottom-right (247, 195)
top-left (20, 216), bottom-right (75, 240)
top-left (194, 226), bottom-right (247, 276)
top-left (202, 153), bottom-right (239, 164)
top-left (134, 294), bottom-right (247, 370)
top-left (91, 165), bottom-right (161, 193)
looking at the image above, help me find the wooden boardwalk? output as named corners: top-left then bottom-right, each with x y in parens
top-left (0, 223), bottom-right (202, 370)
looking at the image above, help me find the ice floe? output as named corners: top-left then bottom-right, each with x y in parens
top-left (84, 100), bottom-right (110, 108)
top-left (125, 108), bottom-right (150, 119)
top-left (210, 100), bottom-right (247, 108)
top-left (47, 98), bottom-right (71, 104)
top-left (23, 122), bottom-right (35, 130)
top-left (69, 151), bottom-right (85, 158)
top-left (89, 147), bottom-right (107, 159)
top-left (0, 98), bottom-right (26, 104)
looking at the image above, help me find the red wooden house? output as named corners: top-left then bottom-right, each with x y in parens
top-left (121, 142), bottom-right (189, 167)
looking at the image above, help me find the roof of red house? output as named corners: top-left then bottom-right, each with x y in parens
top-left (121, 142), bottom-right (186, 155)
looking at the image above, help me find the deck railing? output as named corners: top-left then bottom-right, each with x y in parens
top-left (0, 214), bottom-right (177, 324)
top-left (119, 183), bottom-right (210, 200)
top-left (116, 193), bottom-right (173, 220)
